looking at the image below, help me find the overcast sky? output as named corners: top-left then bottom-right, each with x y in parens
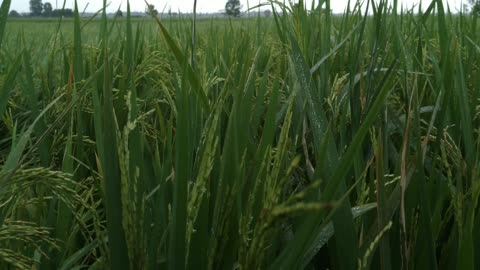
top-left (9, 0), bottom-right (466, 14)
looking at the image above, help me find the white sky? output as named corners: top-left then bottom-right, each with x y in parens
top-left (9, 0), bottom-right (466, 14)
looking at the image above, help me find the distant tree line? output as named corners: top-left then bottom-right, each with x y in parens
top-left (8, 0), bottom-right (74, 17)
top-left (467, 0), bottom-right (480, 13)
top-left (8, 10), bottom-right (21, 17)
top-left (9, 1), bottom-right (255, 19)
top-left (9, 3), bottom-right (165, 19)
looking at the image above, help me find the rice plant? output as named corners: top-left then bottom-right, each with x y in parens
top-left (0, 0), bottom-right (479, 269)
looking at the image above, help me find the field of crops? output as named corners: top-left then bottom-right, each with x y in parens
top-left (0, 0), bottom-right (479, 269)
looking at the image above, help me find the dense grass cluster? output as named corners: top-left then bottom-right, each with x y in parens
top-left (1, 0), bottom-right (479, 269)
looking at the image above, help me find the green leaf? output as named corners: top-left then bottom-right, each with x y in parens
top-left (0, 0), bottom-right (11, 50)
top-left (0, 54), bottom-right (21, 118)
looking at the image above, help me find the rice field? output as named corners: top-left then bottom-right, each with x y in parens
top-left (0, 0), bottom-right (479, 269)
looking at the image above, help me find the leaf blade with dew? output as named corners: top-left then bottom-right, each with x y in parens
top-left (286, 13), bottom-right (337, 173)
top-left (302, 203), bottom-right (377, 267)
top-left (310, 22), bottom-right (361, 75)
top-left (290, 7), bottom-right (360, 269)
top-left (266, 4), bottom-right (359, 268)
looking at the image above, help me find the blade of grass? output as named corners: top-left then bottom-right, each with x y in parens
top-left (169, 64), bottom-right (191, 270)
top-left (302, 203), bottom-right (377, 268)
top-left (0, 93), bottom-right (65, 183)
top-left (145, 0), bottom-right (208, 111)
top-left (21, 42), bottom-right (49, 167)
top-left (0, 54), bottom-right (21, 118)
top-left (0, 0), bottom-right (11, 50)
top-left (100, 2), bottom-right (130, 267)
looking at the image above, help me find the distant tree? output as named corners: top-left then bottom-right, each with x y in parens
top-left (51, 9), bottom-right (62, 17)
top-left (225, 0), bottom-right (242, 17)
top-left (43, 2), bottom-right (53, 17)
top-left (29, 0), bottom-right (43, 16)
top-left (263, 9), bottom-right (272, 17)
top-left (63, 9), bottom-right (74, 17)
top-left (115, 10), bottom-right (123, 17)
top-left (51, 8), bottom-right (74, 17)
top-left (145, 4), bottom-right (158, 16)
top-left (9, 10), bottom-right (21, 17)
top-left (467, 0), bottom-right (480, 14)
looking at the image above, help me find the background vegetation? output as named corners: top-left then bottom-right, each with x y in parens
top-left (0, 0), bottom-right (479, 269)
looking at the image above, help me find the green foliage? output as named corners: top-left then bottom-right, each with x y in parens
top-left (0, 0), bottom-right (11, 48)
top-left (51, 8), bottom-right (74, 17)
top-left (225, 0), bottom-right (242, 17)
top-left (29, 0), bottom-right (43, 16)
top-left (466, 0), bottom-right (480, 14)
top-left (145, 4), bottom-right (158, 16)
top-left (43, 2), bottom-right (52, 17)
top-left (0, 0), bottom-right (480, 269)
top-left (8, 10), bottom-right (20, 17)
